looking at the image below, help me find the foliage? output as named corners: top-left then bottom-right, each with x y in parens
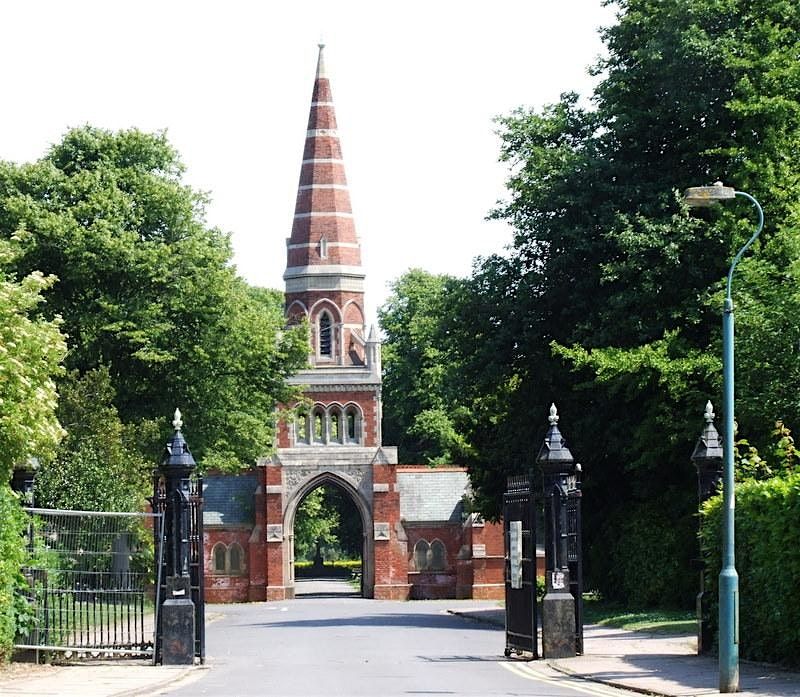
top-left (589, 500), bottom-right (696, 608)
top-left (35, 368), bottom-right (151, 512)
top-left (0, 486), bottom-right (26, 662)
top-left (294, 485), bottom-right (363, 562)
top-left (376, 0), bottom-right (800, 603)
top-left (700, 469), bottom-right (800, 665)
top-left (0, 235), bottom-right (66, 483)
top-left (294, 487), bottom-right (339, 561)
top-left (379, 269), bottom-right (474, 464)
top-left (0, 126), bottom-right (308, 471)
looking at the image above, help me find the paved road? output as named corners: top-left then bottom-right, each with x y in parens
top-left (159, 584), bottom-right (639, 697)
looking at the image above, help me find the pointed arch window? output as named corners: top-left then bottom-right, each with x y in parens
top-left (228, 543), bottom-right (244, 575)
top-left (430, 539), bottom-right (447, 571)
top-left (319, 312), bottom-right (332, 358)
top-left (296, 409), bottom-right (310, 444)
top-left (212, 543), bottom-right (227, 574)
top-left (345, 406), bottom-right (361, 443)
top-left (330, 409), bottom-right (342, 444)
top-left (313, 407), bottom-right (325, 443)
top-left (319, 236), bottom-right (328, 259)
top-left (413, 540), bottom-right (430, 572)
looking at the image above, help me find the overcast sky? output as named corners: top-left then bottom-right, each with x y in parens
top-left (0, 1), bottom-right (616, 323)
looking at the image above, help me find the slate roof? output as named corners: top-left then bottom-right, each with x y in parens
top-left (397, 469), bottom-right (469, 523)
top-left (202, 473), bottom-right (257, 527)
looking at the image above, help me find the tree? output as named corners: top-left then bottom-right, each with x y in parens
top-left (35, 367), bottom-right (152, 512)
top-left (379, 269), bottom-right (474, 464)
top-left (0, 235), bottom-right (65, 662)
top-left (393, 0), bottom-right (800, 605)
top-left (0, 236), bottom-right (65, 481)
top-left (0, 126), bottom-right (308, 471)
top-left (368, 0), bottom-right (800, 608)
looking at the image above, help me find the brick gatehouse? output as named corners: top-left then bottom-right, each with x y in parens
top-left (202, 45), bottom-right (504, 603)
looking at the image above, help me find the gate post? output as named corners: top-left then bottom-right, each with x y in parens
top-left (691, 401), bottom-right (723, 655)
top-left (537, 404), bottom-right (581, 658)
top-left (155, 409), bottom-right (203, 665)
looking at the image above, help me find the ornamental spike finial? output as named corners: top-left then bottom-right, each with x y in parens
top-left (549, 403), bottom-right (559, 425)
top-left (704, 400), bottom-right (715, 423)
top-left (173, 408), bottom-right (183, 431)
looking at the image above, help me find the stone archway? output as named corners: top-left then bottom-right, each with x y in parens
top-left (260, 447), bottom-right (410, 601)
top-left (283, 471), bottom-right (374, 598)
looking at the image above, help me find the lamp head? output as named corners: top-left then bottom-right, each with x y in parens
top-left (683, 181), bottom-right (735, 207)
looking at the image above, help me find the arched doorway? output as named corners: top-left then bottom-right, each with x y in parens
top-left (283, 473), bottom-right (374, 598)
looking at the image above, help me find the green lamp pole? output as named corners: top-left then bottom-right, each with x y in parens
top-left (684, 182), bottom-right (764, 693)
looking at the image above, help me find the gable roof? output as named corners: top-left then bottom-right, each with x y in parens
top-left (202, 473), bottom-right (257, 526)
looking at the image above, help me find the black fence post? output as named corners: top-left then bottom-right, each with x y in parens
top-left (537, 404), bottom-right (582, 658)
top-left (691, 401), bottom-right (723, 655)
top-left (154, 409), bottom-right (202, 665)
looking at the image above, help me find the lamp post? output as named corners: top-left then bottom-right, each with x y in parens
top-left (684, 182), bottom-right (764, 693)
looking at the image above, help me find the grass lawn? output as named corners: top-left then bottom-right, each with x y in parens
top-left (583, 597), bottom-right (695, 634)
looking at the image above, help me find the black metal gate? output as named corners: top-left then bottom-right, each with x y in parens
top-left (567, 486), bottom-right (584, 654)
top-left (16, 508), bottom-right (162, 660)
top-left (152, 474), bottom-right (205, 663)
top-left (503, 475), bottom-right (538, 658)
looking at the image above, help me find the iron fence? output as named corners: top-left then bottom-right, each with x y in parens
top-left (15, 508), bottom-right (163, 661)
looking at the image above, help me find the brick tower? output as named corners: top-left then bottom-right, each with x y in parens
top-left (258, 45), bottom-right (408, 601)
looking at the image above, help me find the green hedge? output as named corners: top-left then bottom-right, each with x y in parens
top-left (0, 486), bottom-right (26, 663)
top-left (700, 472), bottom-right (800, 665)
top-left (588, 500), bottom-right (695, 609)
top-left (294, 560), bottom-right (361, 578)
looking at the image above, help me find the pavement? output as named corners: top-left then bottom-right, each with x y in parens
top-left (451, 606), bottom-right (800, 697)
top-left (2, 604), bottom-right (800, 697)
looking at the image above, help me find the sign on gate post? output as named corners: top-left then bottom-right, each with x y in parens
top-left (509, 521), bottom-right (523, 590)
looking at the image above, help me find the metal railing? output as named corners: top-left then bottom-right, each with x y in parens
top-left (15, 508), bottom-right (163, 660)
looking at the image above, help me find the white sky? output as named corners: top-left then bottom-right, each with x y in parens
top-left (0, 1), bottom-right (615, 324)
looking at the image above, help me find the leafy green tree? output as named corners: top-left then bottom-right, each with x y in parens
top-left (379, 269), bottom-right (473, 464)
top-left (0, 236), bottom-right (65, 662)
top-left (388, 0), bottom-right (800, 605)
top-left (294, 487), bottom-right (340, 562)
top-left (0, 126), bottom-right (308, 471)
top-left (473, 0), bottom-right (800, 601)
top-left (0, 236), bottom-right (65, 481)
top-left (294, 485), bottom-right (363, 562)
top-left (35, 367), bottom-right (152, 512)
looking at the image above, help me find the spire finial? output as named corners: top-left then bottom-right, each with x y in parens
top-left (549, 403), bottom-right (559, 425)
top-left (704, 400), bottom-right (715, 423)
top-left (316, 41), bottom-right (327, 79)
top-left (172, 408), bottom-right (183, 431)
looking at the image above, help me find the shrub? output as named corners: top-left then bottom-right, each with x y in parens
top-left (0, 486), bottom-right (26, 662)
top-left (700, 472), bottom-right (800, 665)
top-left (588, 500), bottom-right (695, 609)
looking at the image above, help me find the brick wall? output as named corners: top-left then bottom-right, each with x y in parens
top-left (204, 528), bottom-right (252, 603)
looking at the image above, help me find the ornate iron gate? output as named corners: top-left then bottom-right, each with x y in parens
top-left (503, 475), bottom-right (538, 658)
top-left (16, 508), bottom-right (163, 660)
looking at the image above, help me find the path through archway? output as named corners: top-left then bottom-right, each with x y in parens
top-left (284, 473), bottom-right (372, 598)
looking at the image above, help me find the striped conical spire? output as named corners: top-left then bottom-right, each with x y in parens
top-left (285, 43), bottom-right (364, 280)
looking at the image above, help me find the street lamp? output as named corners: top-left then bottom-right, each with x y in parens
top-left (684, 182), bottom-right (764, 693)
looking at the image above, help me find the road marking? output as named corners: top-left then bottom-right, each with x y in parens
top-left (500, 661), bottom-right (631, 697)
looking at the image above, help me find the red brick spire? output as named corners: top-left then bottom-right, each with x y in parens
top-left (285, 44), bottom-right (367, 367)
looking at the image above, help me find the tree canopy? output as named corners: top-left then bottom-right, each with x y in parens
top-left (380, 0), bottom-right (800, 606)
top-left (0, 126), bottom-right (308, 478)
